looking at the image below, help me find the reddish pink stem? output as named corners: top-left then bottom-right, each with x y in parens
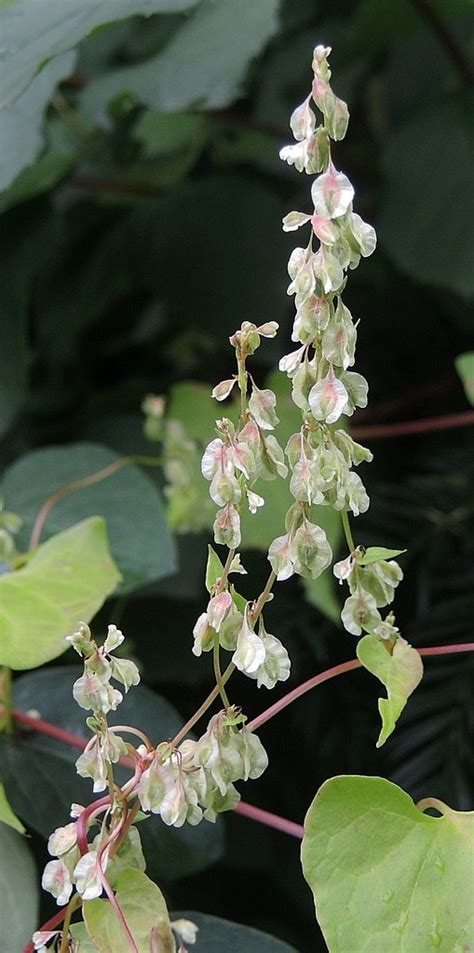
top-left (352, 409), bottom-right (474, 440)
top-left (235, 800), bottom-right (304, 839)
top-left (76, 795), bottom-right (110, 855)
top-left (247, 643), bottom-right (474, 732)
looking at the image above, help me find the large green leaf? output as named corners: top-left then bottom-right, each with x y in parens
top-left (83, 868), bottom-right (174, 952)
top-left (302, 775), bottom-right (474, 953)
top-left (0, 50), bottom-right (76, 190)
top-left (0, 0), bottom-right (199, 108)
top-left (5, 666), bottom-right (224, 880)
top-left (357, 635), bottom-right (423, 746)
top-left (380, 95), bottom-right (474, 299)
top-left (177, 912), bottom-right (299, 952)
top-left (2, 442), bottom-right (176, 594)
top-left (0, 517), bottom-right (120, 669)
top-left (0, 824), bottom-right (39, 953)
top-left (81, 0), bottom-right (279, 120)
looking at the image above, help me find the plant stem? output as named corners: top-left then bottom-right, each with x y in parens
top-left (29, 455), bottom-right (162, 550)
top-left (341, 510), bottom-right (355, 553)
top-left (0, 667), bottom-right (13, 734)
top-left (237, 356), bottom-right (248, 419)
top-left (58, 894), bottom-right (81, 953)
top-left (252, 570), bottom-right (276, 621)
top-left (247, 642), bottom-right (474, 733)
top-left (213, 637), bottom-right (231, 709)
top-left (170, 662), bottom-right (235, 748)
top-left (352, 409), bottom-right (474, 441)
top-left (235, 800), bottom-right (304, 839)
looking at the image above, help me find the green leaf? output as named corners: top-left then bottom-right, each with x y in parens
top-left (380, 95), bottom-right (474, 299)
top-left (357, 546), bottom-right (407, 567)
top-left (302, 775), bottom-right (474, 953)
top-left (0, 781), bottom-right (25, 834)
top-left (4, 666), bottom-right (224, 880)
top-left (0, 0), bottom-right (200, 107)
top-left (455, 352), bottom-right (474, 405)
top-left (357, 635), bottom-right (424, 746)
top-left (69, 923), bottom-right (100, 953)
top-left (167, 381), bottom-right (231, 445)
top-left (0, 824), bottom-right (39, 953)
top-left (83, 868), bottom-right (174, 953)
top-left (80, 0), bottom-right (279, 120)
top-left (175, 912), bottom-right (299, 952)
top-left (0, 517), bottom-right (120, 669)
top-left (2, 442), bottom-right (176, 594)
top-left (206, 545), bottom-right (225, 593)
top-left (0, 50), bottom-right (76, 190)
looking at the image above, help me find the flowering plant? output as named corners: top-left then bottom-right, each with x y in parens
top-left (0, 43), bottom-right (471, 953)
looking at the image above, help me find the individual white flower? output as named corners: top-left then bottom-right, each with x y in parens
top-left (192, 612), bottom-right (214, 657)
top-left (66, 622), bottom-right (93, 657)
top-left (279, 343), bottom-right (307, 376)
top-left (268, 533), bottom-right (294, 581)
top-left (47, 823), bottom-right (77, 858)
top-left (322, 298), bottom-right (357, 370)
top-left (282, 210), bottom-right (312, 232)
top-left (289, 95), bottom-right (316, 140)
top-left (309, 367), bottom-right (348, 424)
top-left (238, 727), bottom-right (269, 780)
top-left (42, 859), bottom-right (72, 906)
top-left (201, 438), bottom-right (233, 482)
top-left (311, 162), bottom-right (354, 219)
top-left (333, 554), bottom-right (355, 583)
top-left (291, 520), bottom-right (333, 579)
top-left (103, 623), bottom-right (124, 654)
top-left (212, 378), bottom-right (237, 401)
top-left (72, 672), bottom-right (122, 715)
top-left (341, 591), bottom-right (382, 636)
top-left (213, 502), bottom-right (241, 549)
top-left (279, 140), bottom-right (309, 173)
top-left (232, 608), bottom-right (266, 676)
top-left (248, 386), bottom-right (279, 430)
top-left (207, 590), bottom-right (232, 633)
top-left (252, 619), bottom-right (291, 689)
top-left (172, 919), bottom-right (199, 948)
top-left (345, 472), bottom-right (370, 517)
top-left (194, 713), bottom-right (244, 796)
top-left (247, 489), bottom-right (265, 514)
top-left (74, 850), bottom-right (104, 900)
top-left (32, 931), bottom-right (61, 952)
top-left (256, 321), bottom-right (279, 337)
top-left (110, 656), bottom-right (140, 692)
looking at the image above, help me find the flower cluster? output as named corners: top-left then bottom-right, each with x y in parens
top-left (334, 549), bottom-right (403, 639)
top-left (138, 709), bottom-right (268, 826)
top-left (266, 45), bottom-right (377, 588)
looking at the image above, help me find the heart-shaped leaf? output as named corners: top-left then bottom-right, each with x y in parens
top-left (302, 775), bottom-right (474, 953)
top-left (83, 868), bottom-right (174, 953)
top-left (0, 517), bottom-right (120, 669)
top-left (357, 635), bottom-right (423, 746)
top-left (2, 442), bottom-right (176, 594)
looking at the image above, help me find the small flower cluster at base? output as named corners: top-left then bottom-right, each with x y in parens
top-left (334, 548), bottom-right (403, 639)
top-left (67, 622), bottom-right (140, 716)
top-left (32, 931), bottom-right (79, 953)
top-left (138, 710), bottom-right (268, 827)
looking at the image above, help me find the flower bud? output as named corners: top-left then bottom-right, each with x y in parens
top-left (248, 386), bottom-right (279, 430)
top-left (311, 163), bottom-right (354, 219)
top-left (232, 608), bottom-right (266, 676)
top-left (291, 520), bottom-right (332, 579)
top-left (207, 590), bottom-right (232, 633)
top-left (213, 503), bottom-right (241, 548)
top-left (41, 859), bottom-right (73, 906)
top-left (289, 95), bottom-right (316, 141)
top-left (322, 298), bottom-right (357, 369)
top-left (74, 851), bottom-right (104, 900)
top-left (268, 532), bottom-right (294, 581)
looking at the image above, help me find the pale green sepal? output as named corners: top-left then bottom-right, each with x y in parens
top-left (0, 517), bottom-right (121, 670)
top-left (0, 782), bottom-right (25, 834)
top-left (358, 546), bottom-right (406, 567)
top-left (357, 634), bottom-right (423, 746)
top-left (301, 774), bottom-right (474, 953)
top-left (83, 867), bottom-right (174, 953)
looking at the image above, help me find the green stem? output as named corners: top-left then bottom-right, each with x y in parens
top-left (213, 637), bottom-right (231, 709)
top-left (0, 667), bottom-right (13, 734)
top-left (341, 510), bottom-right (356, 553)
top-left (251, 570), bottom-right (276, 622)
top-left (58, 894), bottom-right (81, 953)
top-left (237, 356), bottom-right (248, 419)
top-left (171, 662), bottom-right (235, 748)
